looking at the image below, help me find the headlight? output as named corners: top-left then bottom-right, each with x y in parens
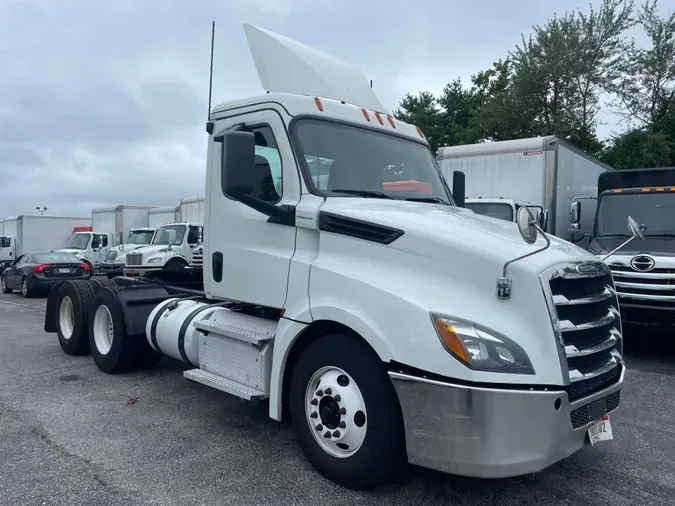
top-left (430, 314), bottom-right (535, 374)
top-left (147, 257), bottom-right (163, 264)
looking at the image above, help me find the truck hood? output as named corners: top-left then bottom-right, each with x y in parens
top-left (321, 199), bottom-right (594, 272)
top-left (588, 236), bottom-right (675, 257)
top-left (58, 248), bottom-right (86, 257)
top-left (126, 244), bottom-right (175, 259)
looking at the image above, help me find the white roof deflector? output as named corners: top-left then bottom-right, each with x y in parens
top-left (243, 23), bottom-right (387, 112)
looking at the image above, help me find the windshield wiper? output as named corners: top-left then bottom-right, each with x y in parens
top-left (598, 234), bottom-right (632, 238)
top-left (404, 196), bottom-right (449, 205)
top-left (331, 189), bottom-right (393, 199)
top-left (646, 233), bottom-right (675, 238)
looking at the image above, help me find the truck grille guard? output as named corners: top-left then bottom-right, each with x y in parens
top-left (539, 261), bottom-right (623, 403)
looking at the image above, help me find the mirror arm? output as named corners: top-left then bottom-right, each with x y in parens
top-left (600, 236), bottom-right (636, 262)
top-left (502, 224), bottom-right (551, 278)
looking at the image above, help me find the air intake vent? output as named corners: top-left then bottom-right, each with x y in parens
top-left (318, 212), bottom-right (404, 245)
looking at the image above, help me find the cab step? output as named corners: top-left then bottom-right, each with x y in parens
top-left (192, 309), bottom-right (277, 345)
top-left (184, 369), bottom-right (266, 400)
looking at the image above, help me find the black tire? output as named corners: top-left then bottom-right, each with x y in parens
top-left (91, 278), bottom-right (116, 290)
top-left (106, 273), bottom-right (117, 279)
top-left (21, 277), bottom-right (33, 298)
top-left (0, 274), bottom-right (11, 294)
top-left (164, 258), bottom-right (187, 271)
top-left (289, 334), bottom-right (406, 489)
top-left (55, 280), bottom-right (96, 355)
top-left (88, 287), bottom-right (137, 374)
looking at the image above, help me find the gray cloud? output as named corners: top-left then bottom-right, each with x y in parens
top-left (0, 0), bottom-right (634, 219)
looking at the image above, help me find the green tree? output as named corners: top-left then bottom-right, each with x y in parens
top-left (393, 91), bottom-right (444, 153)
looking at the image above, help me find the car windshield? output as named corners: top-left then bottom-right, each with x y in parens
top-left (465, 202), bottom-right (514, 222)
top-left (128, 230), bottom-right (154, 245)
top-left (152, 225), bottom-right (186, 246)
top-left (33, 252), bottom-right (79, 264)
top-left (66, 233), bottom-right (90, 250)
top-left (293, 118), bottom-right (454, 204)
top-left (596, 192), bottom-right (675, 236)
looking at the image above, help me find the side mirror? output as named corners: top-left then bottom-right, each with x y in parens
top-left (566, 229), bottom-right (586, 243)
top-left (220, 130), bottom-right (256, 198)
top-left (601, 215), bottom-right (647, 261)
top-left (452, 171), bottom-right (465, 208)
top-left (570, 201), bottom-right (581, 226)
top-left (516, 206), bottom-right (538, 244)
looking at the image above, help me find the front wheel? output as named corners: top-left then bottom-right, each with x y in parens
top-left (0, 275), bottom-right (11, 294)
top-left (21, 278), bottom-right (32, 298)
top-left (289, 334), bottom-right (406, 489)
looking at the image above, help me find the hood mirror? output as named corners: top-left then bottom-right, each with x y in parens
top-left (516, 206), bottom-right (538, 244)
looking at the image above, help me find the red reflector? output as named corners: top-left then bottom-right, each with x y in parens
top-left (79, 263), bottom-right (90, 272)
top-left (33, 264), bottom-right (48, 273)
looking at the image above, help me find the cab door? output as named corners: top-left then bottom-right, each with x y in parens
top-left (204, 107), bottom-right (301, 308)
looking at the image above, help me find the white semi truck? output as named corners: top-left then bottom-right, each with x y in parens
top-left (1, 215), bottom-right (92, 271)
top-left (149, 206), bottom-right (181, 228)
top-left (60, 206), bottom-right (156, 274)
top-left (43, 24), bottom-right (635, 489)
top-left (436, 137), bottom-right (612, 236)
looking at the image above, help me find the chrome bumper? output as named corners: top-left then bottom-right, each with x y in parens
top-left (388, 366), bottom-right (624, 478)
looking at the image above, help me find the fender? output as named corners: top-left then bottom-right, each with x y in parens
top-left (268, 304), bottom-right (394, 420)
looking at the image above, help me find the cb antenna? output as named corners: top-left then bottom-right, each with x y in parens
top-left (207, 21), bottom-right (215, 120)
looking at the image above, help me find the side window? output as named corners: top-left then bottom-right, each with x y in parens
top-left (187, 226), bottom-right (200, 244)
top-left (17, 255), bottom-right (29, 266)
top-left (251, 126), bottom-right (282, 203)
top-left (100, 235), bottom-right (108, 248)
top-left (0, 237), bottom-right (10, 248)
top-left (91, 235), bottom-right (100, 248)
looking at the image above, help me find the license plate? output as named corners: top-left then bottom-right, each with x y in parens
top-left (588, 415), bottom-right (613, 445)
top-left (58, 268), bottom-right (71, 274)
top-left (126, 270), bottom-right (137, 275)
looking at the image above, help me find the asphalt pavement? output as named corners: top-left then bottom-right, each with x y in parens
top-left (1, 290), bottom-right (674, 506)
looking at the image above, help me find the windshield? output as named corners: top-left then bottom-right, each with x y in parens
top-left (293, 119), bottom-right (454, 204)
top-left (596, 192), bottom-right (675, 236)
top-left (152, 225), bottom-right (186, 246)
top-left (128, 230), bottom-right (154, 245)
top-left (66, 233), bottom-right (90, 250)
top-left (465, 202), bottom-right (514, 222)
top-left (34, 252), bottom-right (80, 264)
top-left (0, 237), bottom-right (10, 248)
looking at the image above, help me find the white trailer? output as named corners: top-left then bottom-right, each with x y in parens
top-left (436, 137), bottom-right (612, 236)
top-left (179, 196), bottom-right (205, 226)
top-left (43, 24), bottom-right (628, 490)
top-left (0, 215), bottom-right (92, 268)
top-left (149, 206), bottom-right (180, 228)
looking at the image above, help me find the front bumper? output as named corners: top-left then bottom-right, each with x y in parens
top-left (100, 262), bottom-right (124, 275)
top-left (388, 366), bottom-right (624, 478)
top-left (123, 266), bottom-right (162, 278)
top-left (618, 301), bottom-right (675, 329)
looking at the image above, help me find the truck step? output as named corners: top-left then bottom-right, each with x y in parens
top-left (184, 369), bottom-right (266, 400)
top-left (193, 309), bottom-right (277, 345)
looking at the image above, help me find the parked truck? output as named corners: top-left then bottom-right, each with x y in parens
top-left (149, 206), bottom-right (181, 228)
top-left (568, 167), bottom-right (675, 332)
top-left (99, 227), bottom-right (157, 279)
top-left (436, 136), bottom-right (612, 236)
top-left (59, 206), bottom-right (155, 274)
top-left (0, 215), bottom-right (92, 271)
top-left (43, 23), bottom-right (635, 489)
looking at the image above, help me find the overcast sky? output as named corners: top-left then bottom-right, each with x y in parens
top-left (0, 0), bottom-right (669, 219)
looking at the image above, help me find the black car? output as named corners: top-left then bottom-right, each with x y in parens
top-left (0, 251), bottom-right (92, 298)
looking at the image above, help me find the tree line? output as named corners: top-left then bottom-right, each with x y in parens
top-left (394, 0), bottom-right (675, 170)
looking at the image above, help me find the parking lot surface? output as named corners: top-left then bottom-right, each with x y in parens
top-left (1, 291), bottom-right (674, 506)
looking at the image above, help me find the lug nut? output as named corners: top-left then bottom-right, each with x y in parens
top-left (316, 389), bottom-right (324, 397)
top-left (310, 399), bottom-right (318, 406)
top-left (323, 431), bottom-right (331, 438)
top-left (339, 407), bottom-right (346, 415)
top-left (310, 411), bottom-right (318, 419)
top-left (324, 388), bottom-right (332, 395)
top-left (338, 421), bottom-right (346, 429)
top-left (315, 424), bottom-right (323, 431)
top-left (333, 394), bottom-right (341, 402)
top-left (332, 430), bottom-right (340, 438)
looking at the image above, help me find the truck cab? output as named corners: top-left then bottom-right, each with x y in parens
top-left (0, 235), bottom-right (16, 271)
top-left (100, 227), bottom-right (156, 279)
top-left (58, 229), bottom-right (114, 273)
top-left (569, 167), bottom-right (675, 330)
top-left (123, 222), bottom-right (202, 278)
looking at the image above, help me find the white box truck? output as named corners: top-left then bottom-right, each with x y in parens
top-left (149, 206), bottom-right (181, 228)
top-left (436, 137), bottom-right (612, 237)
top-left (43, 23), bottom-right (631, 490)
top-left (1, 215), bottom-right (92, 270)
top-left (179, 196), bottom-right (205, 225)
top-left (59, 206), bottom-right (155, 274)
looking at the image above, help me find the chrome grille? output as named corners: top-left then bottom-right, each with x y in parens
top-left (605, 255), bottom-right (675, 307)
top-left (540, 261), bottom-right (623, 402)
top-left (192, 248), bottom-right (203, 267)
top-left (126, 252), bottom-right (142, 266)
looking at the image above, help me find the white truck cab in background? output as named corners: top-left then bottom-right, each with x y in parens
top-left (44, 23), bottom-right (635, 490)
top-left (464, 197), bottom-right (549, 229)
top-left (100, 227), bottom-right (156, 278)
top-left (123, 222), bottom-right (203, 277)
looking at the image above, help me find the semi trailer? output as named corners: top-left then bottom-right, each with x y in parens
top-left (568, 167), bottom-right (675, 331)
top-left (44, 23), bottom-right (634, 489)
top-left (436, 136), bottom-right (611, 236)
top-left (149, 206), bottom-right (181, 228)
